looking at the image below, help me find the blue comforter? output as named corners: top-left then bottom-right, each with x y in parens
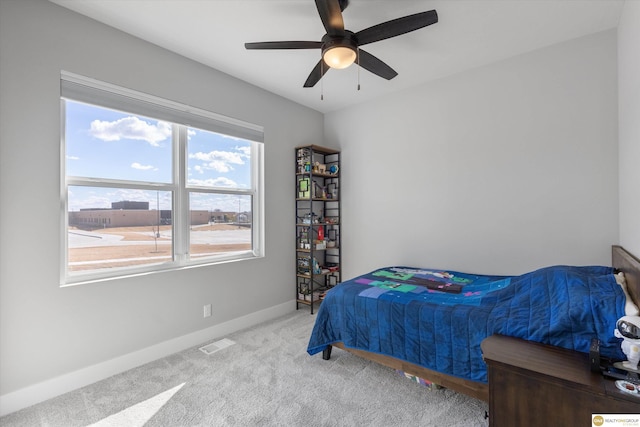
top-left (307, 265), bottom-right (626, 383)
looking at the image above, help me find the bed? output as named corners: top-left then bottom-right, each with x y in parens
top-left (307, 245), bottom-right (640, 401)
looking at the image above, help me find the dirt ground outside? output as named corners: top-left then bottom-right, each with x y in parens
top-left (68, 224), bottom-right (251, 272)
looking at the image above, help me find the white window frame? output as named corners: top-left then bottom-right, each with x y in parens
top-left (60, 71), bottom-right (264, 286)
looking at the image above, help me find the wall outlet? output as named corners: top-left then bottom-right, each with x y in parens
top-left (203, 304), bottom-right (212, 318)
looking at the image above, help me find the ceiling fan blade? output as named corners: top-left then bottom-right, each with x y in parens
top-left (303, 59), bottom-right (330, 88)
top-left (355, 10), bottom-right (438, 46)
top-left (315, 0), bottom-right (345, 37)
top-left (245, 41), bottom-right (322, 50)
top-left (357, 49), bottom-right (397, 80)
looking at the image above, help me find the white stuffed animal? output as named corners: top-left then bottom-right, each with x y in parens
top-left (614, 315), bottom-right (640, 371)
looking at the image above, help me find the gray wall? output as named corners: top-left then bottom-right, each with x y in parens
top-left (325, 29), bottom-right (619, 278)
top-left (0, 0), bottom-right (323, 398)
top-left (618, 1), bottom-right (640, 257)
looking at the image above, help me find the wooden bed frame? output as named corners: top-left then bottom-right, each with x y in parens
top-left (322, 245), bottom-right (640, 402)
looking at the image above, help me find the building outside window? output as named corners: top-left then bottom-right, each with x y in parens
top-left (61, 72), bottom-right (264, 285)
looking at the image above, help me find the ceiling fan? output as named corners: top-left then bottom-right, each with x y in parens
top-left (245, 0), bottom-right (438, 88)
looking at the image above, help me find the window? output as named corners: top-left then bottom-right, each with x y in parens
top-left (61, 72), bottom-right (264, 285)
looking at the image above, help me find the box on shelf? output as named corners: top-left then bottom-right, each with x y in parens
top-left (298, 290), bottom-right (324, 302)
top-left (298, 177), bottom-right (310, 199)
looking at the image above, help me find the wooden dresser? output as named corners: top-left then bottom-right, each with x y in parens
top-left (482, 335), bottom-right (639, 427)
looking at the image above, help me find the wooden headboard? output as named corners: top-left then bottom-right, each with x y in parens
top-left (612, 245), bottom-right (640, 308)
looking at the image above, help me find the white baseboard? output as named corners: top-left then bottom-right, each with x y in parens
top-left (0, 301), bottom-right (296, 417)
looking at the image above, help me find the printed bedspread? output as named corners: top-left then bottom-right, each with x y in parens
top-left (307, 265), bottom-right (626, 383)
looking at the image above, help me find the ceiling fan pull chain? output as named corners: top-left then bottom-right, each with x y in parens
top-left (321, 58), bottom-right (324, 100)
top-left (357, 47), bottom-right (361, 91)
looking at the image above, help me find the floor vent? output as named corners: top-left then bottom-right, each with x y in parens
top-left (199, 338), bottom-right (236, 355)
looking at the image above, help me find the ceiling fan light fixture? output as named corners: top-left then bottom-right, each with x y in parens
top-left (323, 45), bottom-right (356, 69)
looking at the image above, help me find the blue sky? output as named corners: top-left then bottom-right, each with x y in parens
top-left (65, 100), bottom-right (253, 213)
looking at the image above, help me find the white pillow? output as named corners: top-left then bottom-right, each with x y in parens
top-left (615, 272), bottom-right (640, 316)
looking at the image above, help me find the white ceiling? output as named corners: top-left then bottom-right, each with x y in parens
top-left (48, 0), bottom-right (624, 113)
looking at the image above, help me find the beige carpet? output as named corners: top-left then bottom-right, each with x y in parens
top-left (1, 310), bottom-right (489, 426)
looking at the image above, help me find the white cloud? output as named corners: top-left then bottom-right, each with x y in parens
top-left (207, 160), bottom-right (232, 173)
top-left (188, 177), bottom-right (239, 188)
top-left (220, 134), bottom-right (250, 143)
top-left (66, 155), bottom-right (80, 160)
top-left (188, 150), bottom-right (245, 173)
top-left (68, 193), bottom-right (111, 211)
top-left (131, 162), bottom-right (157, 171)
top-left (89, 117), bottom-right (171, 146)
top-left (68, 188), bottom-right (172, 211)
top-left (236, 145), bottom-right (251, 157)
